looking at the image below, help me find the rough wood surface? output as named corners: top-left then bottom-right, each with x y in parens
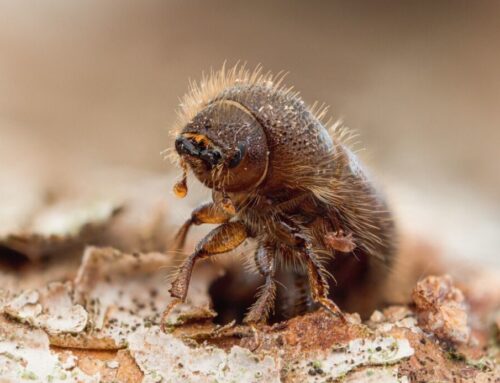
top-left (0, 172), bottom-right (498, 382)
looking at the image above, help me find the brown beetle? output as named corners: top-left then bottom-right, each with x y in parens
top-left (168, 65), bottom-right (396, 324)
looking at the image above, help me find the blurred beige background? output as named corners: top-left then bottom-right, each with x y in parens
top-left (0, 1), bottom-right (498, 267)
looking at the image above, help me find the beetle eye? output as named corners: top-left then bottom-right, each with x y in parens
top-left (228, 143), bottom-right (246, 168)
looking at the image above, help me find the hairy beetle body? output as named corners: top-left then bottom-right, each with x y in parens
top-left (167, 65), bottom-right (396, 323)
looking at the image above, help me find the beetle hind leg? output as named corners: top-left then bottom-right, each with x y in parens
top-left (303, 247), bottom-right (346, 321)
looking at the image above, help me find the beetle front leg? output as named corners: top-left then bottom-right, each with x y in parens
top-left (171, 201), bottom-right (233, 252)
top-left (169, 221), bottom-right (247, 301)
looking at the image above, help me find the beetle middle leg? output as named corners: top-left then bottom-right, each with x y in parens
top-left (169, 221), bottom-right (247, 301)
top-left (244, 242), bottom-right (277, 324)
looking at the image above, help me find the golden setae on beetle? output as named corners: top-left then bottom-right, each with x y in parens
top-left (167, 65), bottom-right (396, 324)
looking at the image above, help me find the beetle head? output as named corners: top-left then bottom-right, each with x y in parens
top-left (175, 100), bottom-right (269, 193)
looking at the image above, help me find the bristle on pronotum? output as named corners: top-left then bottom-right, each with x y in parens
top-left (173, 63), bottom-right (281, 135)
top-left (171, 62), bottom-right (346, 139)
